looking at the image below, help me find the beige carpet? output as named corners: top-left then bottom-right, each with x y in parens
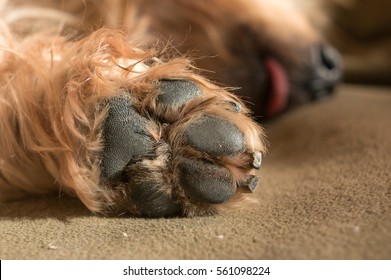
top-left (0, 84), bottom-right (390, 260)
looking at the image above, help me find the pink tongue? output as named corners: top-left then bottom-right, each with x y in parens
top-left (265, 58), bottom-right (290, 117)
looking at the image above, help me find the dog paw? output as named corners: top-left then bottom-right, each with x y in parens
top-left (100, 79), bottom-right (265, 217)
top-left (100, 96), bottom-right (155, 180)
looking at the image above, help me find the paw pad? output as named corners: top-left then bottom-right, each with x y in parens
top-left (100, 96), bottom-right (154, 179)
top-left (154, 79), bottom-right (203, 122)
top-left (185, 115), bottom-right (245, 156)
top-left (99, 79), bottom-right (263, 217)
top-left (130, 180), bottom-right (181, 217)
top-left (177, 158), bottom-right (236, 204)
top-left (158, 79), bottom-right (202, 107)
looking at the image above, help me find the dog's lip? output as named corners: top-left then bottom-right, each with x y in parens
top-left (265, 58), bottom-right (290, 117)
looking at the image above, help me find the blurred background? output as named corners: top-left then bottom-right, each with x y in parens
top-left (299, 0), bottom-right (391, 85)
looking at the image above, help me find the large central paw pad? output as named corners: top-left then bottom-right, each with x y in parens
top-left (100, 79), bottom-right (264, 217)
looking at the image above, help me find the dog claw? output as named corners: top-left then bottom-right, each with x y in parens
top-left (251, 152), bottom-right (262, 170)
top-left (185, 115), bottom-right (245, 156)
top-left (228, 100), bottom-right (241, 112)
top-left (242, 175), bottom-right (260, 192)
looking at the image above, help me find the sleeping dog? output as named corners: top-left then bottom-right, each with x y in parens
top-left (0, 0), bottom-right (342, 217)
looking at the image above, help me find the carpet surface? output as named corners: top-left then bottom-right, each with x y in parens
top-left (1, 84), bottom-right (390, 260)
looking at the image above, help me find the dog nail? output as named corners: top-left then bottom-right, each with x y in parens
top-left (177, 158), bottom-right (236, 204)
top-left (243, 175), bottom-right (260, 192)
top-left (101, 96), bottom-right (154, 179)
top-left (130, 181), bottom-right (181, 217)
top-left (185, 115), bottom-right (245, 156)
top-left (158, 79), bottom-right (202, 107)
top-left (228, 100), bottom-right (241, 112)
top-left (251, 152), bottom-right (262, 169)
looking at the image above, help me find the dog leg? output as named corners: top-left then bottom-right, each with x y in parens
top-left (0, 29), bottom-right (266, 217)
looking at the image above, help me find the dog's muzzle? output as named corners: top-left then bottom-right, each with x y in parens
top-left (307, 43), bottom-right (343, 100)
top-left (264, 43), bottom-right (343, 118)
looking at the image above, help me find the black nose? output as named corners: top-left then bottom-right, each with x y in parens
top-left (307, 43), bottom-right (343, 100)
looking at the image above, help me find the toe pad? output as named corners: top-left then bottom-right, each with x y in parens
top-left (130, 180), bottom-right (181, 218)
top-left (185, 115), bottom-right (245, 156)
top-left (158, 79), bottom-right (202, 107)
top-left (177, 158), bottom-right (236, 204)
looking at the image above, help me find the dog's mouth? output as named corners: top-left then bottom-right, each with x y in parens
top-left (262, 44), bottom-right (343, 119)
top-left (264, 58), bottom-right (290, 117)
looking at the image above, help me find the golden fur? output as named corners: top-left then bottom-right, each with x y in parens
top-left (0, 0), bottom-right (273, 216)
top-left (4, 0), bottom-right (325, 115)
